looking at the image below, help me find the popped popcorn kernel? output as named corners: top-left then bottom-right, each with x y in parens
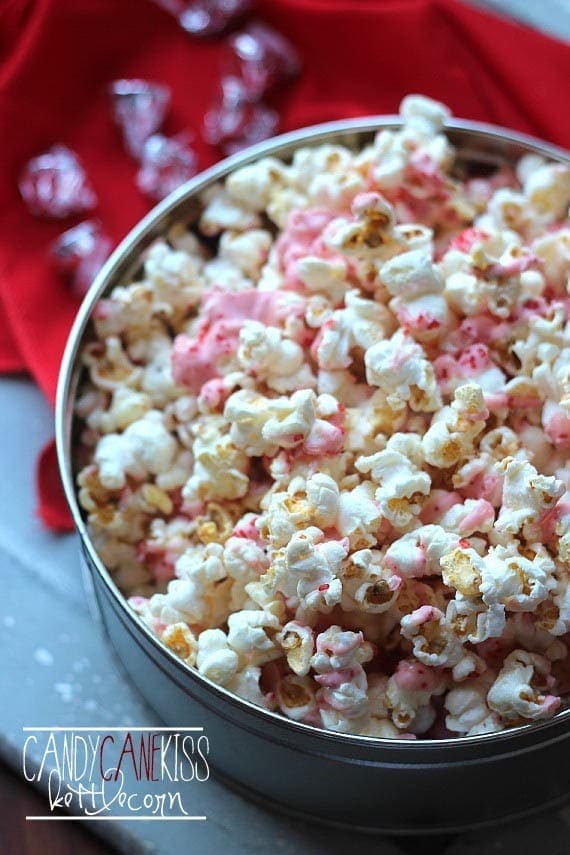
top-left (76, 93), bottom-right (570, 740)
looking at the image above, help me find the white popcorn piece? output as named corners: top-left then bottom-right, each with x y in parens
top-left (227, 609), bottom-right (282, 666)
top-left (385, 658), bottom-right (445, 732)
top-left (386, 525), bottom-right (460, 579)
top-left (237, 321), bottom-right (311, 392)
top-left (276, 674), bottom-right (317, 721)
top-left (337, 481), bottom-right (383, 549)
top-left (487, 649), bottom-right (561, 722)
top-left (218, 229), bottom-right (272, 280)
top-left (523, 163), bottom-right (570, 222)
top-left (400, 605), bottom-right (464, 667)
top-left (494, 457), bottom-right (564, 536)
top-left (227, 666), bottom-right (271, 708)
top-left (365, 329), bottom-right (441, 412)
top-left (199, 185), bottom-right (260, 235)
top-left (161, 622), bottom-right (198, 665)
top-left (342, 548), bottom-right (402, 614)
top-left (88, 387), bottom-right (152, 434)
top-left (183, 416), bottom-right (249, 502)
top-left (445, 676), bottom-right (502, 736)
top-left (83, 336), bottom-right (141, 392)
top-left (422, 383), bottom-right (488, 469)
top-left (400, 94), bottom-right (451, 135)
top-left (296, 255), bottom-right (349, 305)
top-left (311, 625), bottom-right (373, 728)
top-left (356, 433), bottom-right (431, 528)
top-left (313, 289), bottom-right (394, 371)
top-left (197, 629), bottom-right (239, 686)
top-left (94, 410), bottom-right (177, 490)
top-left (324, 192), bottom-right (400, 261)
top-left (226, 157), bottom-right (289, 211)
top-left (225, 388), bottom-right (317, 457)
top-left (277, 621), bottom-right (314, 676)
top-left (144, 241), bottom-right (203, 314)
top-left (267, 526), bottom-right (347, 612)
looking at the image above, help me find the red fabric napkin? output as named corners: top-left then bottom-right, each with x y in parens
top-left (1, 0), bottom-right (569, 531)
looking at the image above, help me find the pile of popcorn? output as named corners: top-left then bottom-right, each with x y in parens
top-left (75, 95), bottom-right (570, 739)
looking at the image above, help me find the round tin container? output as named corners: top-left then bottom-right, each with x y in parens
top-left (56, 118), bottom-right (570, 833)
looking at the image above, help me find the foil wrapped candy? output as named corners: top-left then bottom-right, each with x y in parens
top-left (51, 220), bottom-right (112, 298)
top-left (109, 79), bottom-right (171, 157)
top-left (19, 145), bottom-right (97, 219)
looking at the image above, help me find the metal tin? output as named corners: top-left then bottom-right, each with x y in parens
top-left (56, 118), bottom-right (570, 833)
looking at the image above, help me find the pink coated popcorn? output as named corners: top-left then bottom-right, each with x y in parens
top-left (203, 76), bottom-right (279, 154)
top-left (173, 289), bottom-right (293, 392)
top-left (226, 21), bottom-right (301, 100)
top-left (76, 94), bottom-right (570, 739)
top-left (542, 401), bottom-right (570, 449)
top-left (393, 659), bottom-right (443, 693)
top-left (276, 208), bottom-right (339, 275)
top-left (420, 490), bottom-right (462, 524)
top-left (178, 0), bottom-right (253, 37)
top-left (51, 220), bottom-right (112, 298)
top-left (19, 145), bottom-right (97, 219)
top-left (109, 79), bottom-right (171, 157)
top-left (136, 133), bottom-right (198, 200)
top-left (449, 227), bottom-right (489, 253)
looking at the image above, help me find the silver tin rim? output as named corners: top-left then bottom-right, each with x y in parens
top-left (56, 115), bottom-right (570, 753)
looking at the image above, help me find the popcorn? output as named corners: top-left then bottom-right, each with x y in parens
top-left (226, 157), bottom-right (288, 211)
top-left (183, 415), bottom-right (250, 501)
top-left (445, 676), bottom-right (502, 736)
top-left (197, 629), bottom-right (239, 685)
top-left (227, 609), bottom-right (282, 665)
top-left (312, 290), bottom-right (394, 370)
top-left (494, 458), bottom-right (564, 536)
top-left (311, 626), bottom-right (373, 730)
top-left (356, 433), bottom-right (431, 528)
top-left (144, 241), bottom-right (203, 315)
top-left (386, 658), bottom-right (446, 732)
top-left (341, 548), bottom-right (402, 613)
top-left (365, 329), bottom-right (441, 412)
top-left (94, 410), bottom-right (177, 490)
top-left (324, 192), bottom-right (400, 261)
top-left (487, 649), bottom-right (561, 722)
top-left (400, 605), bottom-right (465, 667)
top-left (266, 526), bottom-right (348, 612)
top-left (277, 621), bottom-right (314, 676)
top-left (386, 525), bottom-right (460, 579)
top-left (276, 674), bottom-right (317, 721)
top-left (226, 388), bottom-right (316, 456)
top-left (77, 93), bottom-right (570, 739)
top-left (422, 383), bottom-right (488, 469)
top-left (237, 320), bottom-right (310, 391)
top-left (200, 184), bottom-right (261, 235)
top-left (218, 229), bottom-right (272, 280)
top-left (162, 622), bottom-right (198, 665)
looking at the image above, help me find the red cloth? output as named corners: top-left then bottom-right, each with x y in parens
top-left (0, 0), bottom-right (569, 531)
